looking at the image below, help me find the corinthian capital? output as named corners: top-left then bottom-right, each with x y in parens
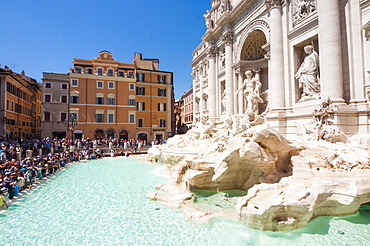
top-left (265, 0), bottom-right (285, 9)
top-left (208, 47), bottom-right (218, 58)
top-left (222, 32), bottom-right (233, 45)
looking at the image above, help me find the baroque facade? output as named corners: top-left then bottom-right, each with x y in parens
top-left (191, 0), bottom-right (370, 138)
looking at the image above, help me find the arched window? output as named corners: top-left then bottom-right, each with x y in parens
top-left (241, 30), bottom-right (266, 61)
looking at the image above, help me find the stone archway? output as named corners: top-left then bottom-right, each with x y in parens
top-left (94, 128), bottom-right (105, 139)
top-left (237, 29), bottom-right (269, 116)
top-left (106, 128), bottom-right (115, 139)
top-left (241, 30), bottom-right (267, 61)
top-left (119, 129), bottom-right (129, 140)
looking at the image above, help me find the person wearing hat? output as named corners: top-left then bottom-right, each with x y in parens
top-left (0, 189), bottom-right (8, 209)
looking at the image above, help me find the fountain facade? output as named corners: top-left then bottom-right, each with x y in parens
top-left (191, 0), bottom-right (370, 139)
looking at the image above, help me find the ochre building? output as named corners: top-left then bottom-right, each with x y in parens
top-left (0, 67), bottom-right (42, 140)
top-left (69, 51), bottom-right (174, 142)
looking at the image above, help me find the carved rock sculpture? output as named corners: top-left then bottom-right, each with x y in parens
top-left (147, 110), bottom-right (370, 231)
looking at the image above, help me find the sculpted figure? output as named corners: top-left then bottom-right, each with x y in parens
top-left (295, 45), bottom-right (320, 99)
top-left (221, 89), bottom-right (226, 115)
top-left (203, 10), bottom-right (214, 29)
top-left (236, 70), bottom-right (263, 117)
top-left (220, 0), bottom-right (231, 13)
top-left (294, 0), bottom-right (316, 20)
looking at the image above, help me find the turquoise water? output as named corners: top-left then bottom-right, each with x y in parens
top-left (0, 157), bottom-right (369, 246)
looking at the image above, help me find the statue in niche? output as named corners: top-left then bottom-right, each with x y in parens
top-left (236, 70), bottom-right (263, 118)
top-left (295, 45), bottom-right (320, 99)
top-left (221, 89), bottom-right (227, 115)
top-left (220, 0), bottom-right (231, 13)
top-left (203, 10), bottom-right (214, 29)
top-left (219, 50), bottom-right (225, 69)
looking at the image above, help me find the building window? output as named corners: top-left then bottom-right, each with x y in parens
top-left (158, 88), bottom-right (167, 97)
top-left (137, 73), bottom-right (145, 82)
top-left (159, 119), bottom-right (166, 128)
top-left (129, 83), bottom-right (135, 90)
top-left (69, 113), bottom-right (78, 122)
top-left (71, 79), bottom-right (78, 87)
top-left (97, 81), bottom-right (104, 88)
top-left (75, 67), bottom-right (82, 73)
top-left (107, 98), bottom-right (115, 105)
top-left (137, 102), bottom-right (145, 111)
top-left (138, 118), bottom-right (143, 127)
top-left (128, 98), bottom-right (136, 106)
top-left (108, 113), bottom-right (114, 123)
top-left (127, 71), bottom-right (134, 78)
top-left (107, 69), bottom-right (114, 76)
top-left (61, 95), bottom-right (68, 103)
top-left (86, 68), bottom-right (93, 74)
top-left (108, 81), bottom-right (114, 89)
top-left (60, 112), bottom-right (67, 122)
top-left (61, 83), bottom-right (68, 90)
top-left (95, 113), bottom-right (104, 123)
top-left (158, 75), bottom-right (166, 84)
top-left (45, 83), bottom-right (51, 88)
top-left (136, 87), bottom-right (145, 95)
top-left (96, 96), bottom-right (104, 105)
top-left (71, 96), bottom-right (79, 104)
top-left (44, 94), bottom-right (51, 103)
top-left (129, 114), bottom-right (135, 123)
top-left (158, 102), bottom-right (166, 112)
top-left (97, 68), bottom-right (103, 75)
top-left (118, 71), bottom-right (124, 77)
top-left (44, 112), bottom-right (51, 121)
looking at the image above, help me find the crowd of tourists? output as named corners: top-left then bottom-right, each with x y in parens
top-left (0, 136), bottom-right (162, 210)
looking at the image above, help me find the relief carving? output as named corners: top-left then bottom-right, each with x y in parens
top-left (293, 0), bottom-right (316, 21)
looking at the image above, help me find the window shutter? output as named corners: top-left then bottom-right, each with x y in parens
top-left (143, 102), bottom-right (145, 111)
top-left (164, 89), bottom-right (166, 97)
top-left (158, 103), bottom-right (160, 111)
top-left (164, 103), bottom-right (166, 111)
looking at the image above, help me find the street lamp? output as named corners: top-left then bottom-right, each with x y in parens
top-left (65, 115), bottom-right (78, 143)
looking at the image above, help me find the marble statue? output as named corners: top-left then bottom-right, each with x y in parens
top-left (203, 10), bottom-right (214, 29)
top-left (295, 45), bottom-right (320, 99)
top-left (236, 70), bottom-right (263, 117)
top-left (221, 89), bottom-right (226, 114)
top-left (219, 0), bottom-right (231, 13)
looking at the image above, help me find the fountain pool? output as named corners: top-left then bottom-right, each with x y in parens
top-left (0, 157), bottom-right (369, 245)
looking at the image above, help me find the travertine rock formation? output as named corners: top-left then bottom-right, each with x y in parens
top-left (147, 114), bottom-right (370, 231)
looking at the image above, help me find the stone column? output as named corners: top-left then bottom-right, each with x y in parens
top-left (236, 69), bottom-right (244, 114)
top-left (266, 1), bottom-right (285, 110)
top-left (208, 47), bottom-right (217, 121)
top-left (223, 32), bottom-right (234, 115)
top-left (349, 0), bottom-right (366, 103)
top-left (318, 0), bottom-right (344, 102)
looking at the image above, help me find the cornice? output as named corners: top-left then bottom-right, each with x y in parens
top-left (288, 14), bottom-right (318, 40)
top-left (363, 21), bottom-right (370, 41)
top-left (360, 0), bottom-right (370, 9)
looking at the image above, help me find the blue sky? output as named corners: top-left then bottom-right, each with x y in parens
top-left (0, 0), bottom-right (211, 99)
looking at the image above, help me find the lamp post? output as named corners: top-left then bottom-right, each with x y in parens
top-left (65, 115), bottom-right (78, 144)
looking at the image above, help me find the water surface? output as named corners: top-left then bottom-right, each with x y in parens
top-left (0, 157), bottom-right (369, 245)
